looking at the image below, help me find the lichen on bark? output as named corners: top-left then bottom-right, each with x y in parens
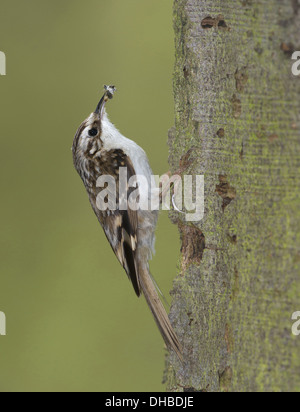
top-left (167, 0), bottom-right (300, 392)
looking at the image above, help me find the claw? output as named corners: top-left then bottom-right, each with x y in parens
top-left (172, 194), bottom-right (185, 214)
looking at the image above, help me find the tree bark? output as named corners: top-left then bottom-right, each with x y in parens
top-left (167, 0), bottom-right (300, 392)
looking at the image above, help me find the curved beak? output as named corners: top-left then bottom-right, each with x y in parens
top-left (95, 85), bottom-right (116, 117)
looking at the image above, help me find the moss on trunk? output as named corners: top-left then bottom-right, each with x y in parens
top-left (167, 0), bottom-right (300, 392)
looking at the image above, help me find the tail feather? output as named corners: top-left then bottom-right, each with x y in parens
top-left (139, 268), bottom-right (183, 361)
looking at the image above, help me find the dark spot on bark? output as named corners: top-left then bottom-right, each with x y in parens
top-left (231, 267), bottom-right (240, 301)
top-left (231, 95), bottom-right (242, 118)
top-left (218, 19), bottom-right (228, 28)
top-left (201, 15), bottom-right (229, 30)
top-left (281, 42), bottom-right (296, 57)
top-left (183, 65), bottom-right (190, 78)
top-left (193, 120), bottom-right (200, 134)
top-left (201, 16), bottom-right (214, 28)
top-left (279, 17), bottom-right (295, 28)
top-left (216, 175), bottom-right (236, 211)
top-left (184, 387), bottom-right (205, 392)
top-left (269, 133), bottom-right (279, 142)
top-left (292, 0), bottom-right (300, 14)
top-left (241, 0), bottom-right (253, 5)
top-left (180, 225), bottom-right (206, 266)
top-left (228, 234), bottom-right (237, 244)
top-left (235, 67), bottom-right (248, 92)
top-left (187, 312), bottom-right (194, 327)
top-left (179, 147), bottom-right (197, 171)
top-left (240, 142), bottom-right (244, 160)
top-left (216, 128), bottom-right (225, 138)
top-left (219, 366), bottom-right (233, 392)
top-left (225, 324), bottom-right (234, 354)
top-left (254, 45), bottom-right (263, 55)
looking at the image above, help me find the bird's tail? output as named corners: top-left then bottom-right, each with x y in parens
top-left (139, 267), bottom-right (183, 361)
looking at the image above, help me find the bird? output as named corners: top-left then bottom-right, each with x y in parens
top-left (72, 85), bottom-right (182, 360)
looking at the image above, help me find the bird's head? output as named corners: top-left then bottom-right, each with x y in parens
top-left (72, 85), bottom-right (116, 166)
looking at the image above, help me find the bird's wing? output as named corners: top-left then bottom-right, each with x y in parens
top-left (91, 149), bottom-right (141, 296)
top-left (87, 149), bottom-right (183, 359)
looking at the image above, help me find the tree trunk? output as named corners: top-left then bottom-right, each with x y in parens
top-left (166, 0), bottom-right (300, 392)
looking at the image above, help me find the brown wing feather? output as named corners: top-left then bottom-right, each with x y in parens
top-left (89, 149), bottom-right (141, 296)
top-left (104, 208), bottom-right (140, 296)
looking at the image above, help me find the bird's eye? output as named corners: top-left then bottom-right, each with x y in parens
top-left (88, 128), bottom-right (98, 137)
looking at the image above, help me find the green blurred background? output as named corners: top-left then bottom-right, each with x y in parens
top-left (0, 0), bottom-right (180, 392)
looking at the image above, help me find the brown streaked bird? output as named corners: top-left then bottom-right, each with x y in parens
top-left (72, 85), bottom-right (182, 360)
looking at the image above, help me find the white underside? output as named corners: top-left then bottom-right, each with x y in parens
top-left (101, 112), bottom-right (156, 205)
